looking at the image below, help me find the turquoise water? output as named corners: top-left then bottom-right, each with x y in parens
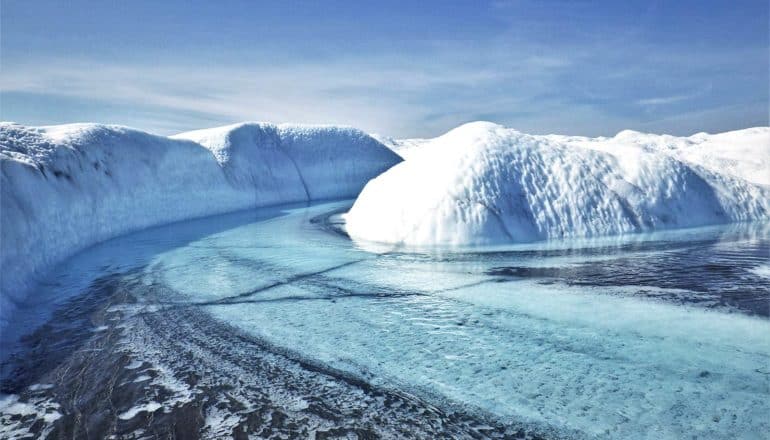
top-left (5, 201), bottom-right (770, 439)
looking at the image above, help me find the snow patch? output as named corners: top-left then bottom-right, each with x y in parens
top-left (0, 393), bottom-right (62, 438)
top-left (749, 264), bottom-right (770, 279)
top-left (124, 360), bottom-right (145, 370)
top-left (118, 401), bottom-right (162, 420)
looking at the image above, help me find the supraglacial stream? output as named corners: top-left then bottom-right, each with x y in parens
top-left (2, 201), bottom-right (769, 439)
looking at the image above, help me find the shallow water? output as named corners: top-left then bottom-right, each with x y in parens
top-left (2, 201), bottom-right (769, 439)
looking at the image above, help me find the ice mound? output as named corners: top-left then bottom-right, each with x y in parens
top-left (346, 122), bottom-right (770, 246)
top-left (0, 122), bottom-right (400, 325)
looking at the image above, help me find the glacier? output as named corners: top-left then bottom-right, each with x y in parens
top-left (346, 122), bottom-right (770, 247)
top-left (371, 134), bottom-right (430, 160)
top-left (0, 121), bottom-right (401, 327)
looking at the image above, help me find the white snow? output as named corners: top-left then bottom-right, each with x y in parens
top-left (749, 264), bottom-right (770, 279)
top-left (118, 401), bottom-right (162, 420)
top-left (371, 134), bottom-right (428, 159)
top-left (0, 393), bottom-right (62, 438)
top-left (0, 121), bottom-right (400, 328)
top-left (346, 122), bottom-right (770, 246)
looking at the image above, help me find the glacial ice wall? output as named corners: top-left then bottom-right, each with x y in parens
top-left (345, 122), bottom-right (770, 246)
top-left (0, 122), bottom-right (400, 325)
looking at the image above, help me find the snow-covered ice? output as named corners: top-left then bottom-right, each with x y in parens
top-left (0, 122), bottom-right (400, 328)
top-left (346, 122), bottom-right (770, 246)
top-left (174, 122), bottom-right (400, 201)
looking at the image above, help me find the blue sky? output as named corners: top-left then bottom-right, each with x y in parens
top-left (2, 0), bottom-right (768, 137)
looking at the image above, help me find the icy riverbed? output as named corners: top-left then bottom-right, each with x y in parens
top-left (2, 201), bottom-right (769, 439)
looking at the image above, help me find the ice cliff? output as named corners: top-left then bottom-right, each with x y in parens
top-left (0, 122), bottom-right (401, 324)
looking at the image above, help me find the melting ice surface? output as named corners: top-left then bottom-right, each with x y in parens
top-left (8, 201), bottom-right (770, 439)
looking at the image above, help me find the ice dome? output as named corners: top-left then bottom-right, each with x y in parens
top-left (345, 122), bottom-right (770, 246)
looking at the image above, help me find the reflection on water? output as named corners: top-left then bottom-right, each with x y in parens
top-left (4, 201), bottom-right (770, 439)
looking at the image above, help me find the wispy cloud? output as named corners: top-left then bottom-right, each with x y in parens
top-left (637, 94), bottom-right (696, 106)
top-left (635, 85), bottom-right (712, 107)
top-left (2, 0), bottom-right (767, 138)
top-left (1, 50), bottom-right (577, 136)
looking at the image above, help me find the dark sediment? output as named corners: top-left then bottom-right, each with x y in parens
top-left (1, 274), bottom-right (553, 440)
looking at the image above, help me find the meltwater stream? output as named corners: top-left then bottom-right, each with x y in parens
top-left (2, 201), bottom-right (769, 439)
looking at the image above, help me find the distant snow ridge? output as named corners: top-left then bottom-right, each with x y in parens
top-left (371, 134), bottom-right (428, 160)
top-left (346, 122), bottom-right (770, 246)
top-left (0, 122), bottom-right (400, 326)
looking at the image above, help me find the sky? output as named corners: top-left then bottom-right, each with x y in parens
top-left (1, 0), bottom-right (768, 138)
